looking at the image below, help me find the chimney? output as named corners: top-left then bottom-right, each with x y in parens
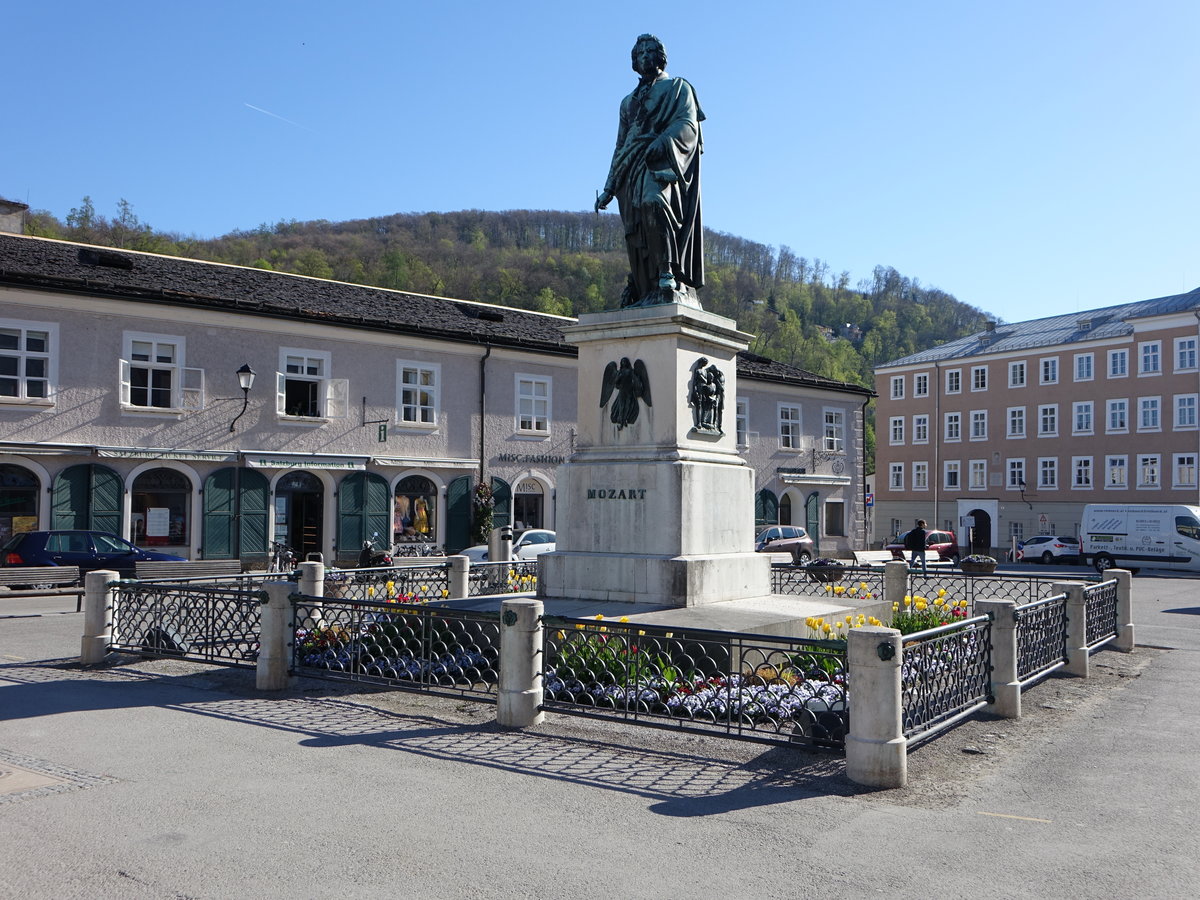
top-left (0, 198), bottom-right (28, 235)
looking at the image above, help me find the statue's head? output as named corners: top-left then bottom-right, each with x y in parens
top-left (631, 33), bottom-right (667, 74)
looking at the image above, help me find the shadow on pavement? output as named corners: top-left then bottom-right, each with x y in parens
top-left (0, 656), bottom-right (862, 814)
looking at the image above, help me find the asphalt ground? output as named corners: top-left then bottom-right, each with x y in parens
top-left (1, 573), bottom-right (1198, 899)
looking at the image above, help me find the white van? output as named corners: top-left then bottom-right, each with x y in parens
top-left (1081, 504), bottom-right (1200, 574)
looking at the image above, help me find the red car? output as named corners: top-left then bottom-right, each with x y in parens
top-left (885, 528), bottom-right (959, 562)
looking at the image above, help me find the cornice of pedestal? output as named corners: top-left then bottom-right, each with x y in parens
top-left (563, 303), bottom-right (753, 353)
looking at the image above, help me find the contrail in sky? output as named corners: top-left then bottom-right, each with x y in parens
top-left (243, 102), bottom-right (308, 130)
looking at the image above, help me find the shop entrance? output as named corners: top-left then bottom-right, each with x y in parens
top-left (0, 464), bottom-right (40, 542)
top-left (274, 471), bottom-right (323, 559)
top-left (513, 479), bottom-right (544, 530)
top-left (132, 468), bottom-right (191, 552)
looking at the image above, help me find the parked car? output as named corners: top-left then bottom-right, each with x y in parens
top-left (754, 525), bottom-right (815, 564)
top-left (0, 530), bottom-right (186, 581)
top-left (459, 529), bottom-right (556, 562)
top-left (885, 529), bottom-right (959, 562)
top-left (1015, 534), bottom-right (1081, 564)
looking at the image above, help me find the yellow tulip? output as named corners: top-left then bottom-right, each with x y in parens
top-left (937, 588), bottom-right (947, 598)
top-left (822, 623), bottom-right (832, 634)
top-left (367, 586), bottom-right (376, 597)
top-left (594, 614), bottom-right (604, 620)
top-left (835, 621), bottom-right (844, 629)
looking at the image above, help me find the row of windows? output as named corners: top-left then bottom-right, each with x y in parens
top-left (888, 453), bottom-right (1199, 492)
top-left (888, 338), bottom-right (1199, 399)
top-left (772, 404), bottom-right (846, 452)
top-left (888, 395), bottom-right (1198, 443)
top-left (1, 320), bottom-right (554, 434)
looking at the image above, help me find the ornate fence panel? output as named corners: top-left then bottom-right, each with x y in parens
top-left (134, 572), bottom-right (284, 592)
top-left (466, 560), bottom-right (538, 597)
top-left (906, 571), bottom-right (1098, 612)
top-left (1014, 593), bottom-right (1069, 683)
top-left (325, 563), bottom-right (451, 604)
top-left (901, 616), bottom-right (992, 742)
top-left (291, 594), bottom-right (500, 701)
top-left (771, 564), bottom-right (885, 604)
top-left (542, 617), bottom-right (848, 749)
top-left (1084, 579), bottom-right (1119, 648)
top-left (110, 582), bottom-right (263, 667)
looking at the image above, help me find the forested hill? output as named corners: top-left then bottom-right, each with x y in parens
top-left (25, 200), bottom-right (994, 391)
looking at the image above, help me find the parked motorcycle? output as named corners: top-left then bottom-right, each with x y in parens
top-left (358, 533), bottom-right (394, 568)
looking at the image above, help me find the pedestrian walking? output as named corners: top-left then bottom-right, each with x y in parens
top-left (905, 519), bottom-right (929, 573)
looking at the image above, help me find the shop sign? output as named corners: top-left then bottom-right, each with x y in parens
top-left (244, 454), bottom-right (366, 471)
top-left (495, 453), bottom-right (566, 466)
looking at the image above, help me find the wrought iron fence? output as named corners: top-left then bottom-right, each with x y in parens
top-left (771, 564), bottom-right (885, 603)
top-left (1084, 579), bottom-right (1119, 648)
top-left (542, 617), bottom-right (848, 749)
top-left (1014, 593), bottom-right (1068, 684)
top-left (901, 615), bottom-right (992, 742)
top-left (133, 572), bottom-right (287, 592)
top-left (110, 581), bottom-right (263, 668)
top-left (906, 571), bottom-right (1097, 612)
top-left (466, 560), bottom-right (538, 597)
top-left (290, 594), bottom-right (500, 700)
top-left (324, 563), bottom-right (451, 603)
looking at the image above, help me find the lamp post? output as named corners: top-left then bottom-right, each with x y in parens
top-left (229, 364), bottom-right (256, 432)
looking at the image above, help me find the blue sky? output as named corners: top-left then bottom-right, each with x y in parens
top-left (5, 0), bottom-right (1196, 323)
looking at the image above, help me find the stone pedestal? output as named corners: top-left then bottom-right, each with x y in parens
top-left (539, 303), bottom-right (772, 607)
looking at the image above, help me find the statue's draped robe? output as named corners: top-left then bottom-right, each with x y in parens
top-left (603, 72), bottom-right (705, 305)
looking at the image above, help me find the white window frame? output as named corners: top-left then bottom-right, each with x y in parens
top-left (1137, 454), bottom-right (1161, 488)
top-left (890, 375), bottom-right (905, 400)
top-left (912, 461), bottom-right (929, 491)
top-left (1008, 361), bottom-right (1026, 388)
top-left (779, 404), bottom-right (802, 450)
top-left (1074, 352), bottom-right (1094, 382)
top-left (1107, 399), bottom-right (1128, 434)
top-left (1038, 404), bottom-right (1058, 437)
top-left (943, 460), bottom-right (960, 490)
top-left (1137, 396), bottom-right (1161, 432)
top-left (889, 416), bottom-right (904, 445)
top-left (0, 318), bottom-right (58, 404)
top-left (971, 365), bottom-right (988, 392)
top-left (395, 361), bottom-right (440, 427)
top-left (1106, 455), bottom-right (1128, 489)
top-left (1175, 337), bottom-right (1198, 372)
top-left (969, 409), bottom-right (987, 441)
top-left (1007, 407), bottom-right (1025, 438)
top-left (912, 414), bottom-right (929, 445)
top-left (969, 459), bottom-right (987, 490)
top-left (1040, 356), bottom-right (1059, 385)
top-left (888, 463), bottom-right (904, 491)
top-left (516, 374), bottom-right (552, 435)
top-left (1038, 457), bottom-right (1058, 490)
top-left (1174, 453), bottom-right (1198, 489)
top-left (823, 407), bottom-right (845, 452)
top-left (1007, 458), bottom-right (1025, 490)
top-left (120, 331), bottom-right (204, 412)
top-left (1139, 340), bottom-right (1162, 376)
top-left (1108, 348), bottom-right (1128, 378)
top-left (1072, 401), bottom-right (1093, 435)
top-left (736, 398), bottom-right (749, 447)
top-left (914, 372), bottom-right (929, 397)
top-left (945, 369), bottom-right (961, 394)
top-left (1174, 394), bottom-right (1198, 431)
top-left (944, 412), bottom-right (961, 442)
top-left (1072, 456), bottom-right (1093, 489)
top-left (277, 347), bottom-right (346, 419)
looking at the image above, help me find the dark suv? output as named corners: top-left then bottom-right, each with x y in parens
top-left (1, 530), bottom-right (186, 582)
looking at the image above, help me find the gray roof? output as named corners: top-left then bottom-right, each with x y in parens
top-left (878, 286), bottom-right (1200, 369)
top-left (0, 233), bottom-right (871, 397)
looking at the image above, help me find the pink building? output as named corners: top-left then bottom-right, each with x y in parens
top-left (873, 287), bottom-right (1200, 557)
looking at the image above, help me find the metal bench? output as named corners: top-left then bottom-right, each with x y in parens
top-left (0, 566), bottom-right (85, 611)
top-left (134, 560), bottom-right (244, 580)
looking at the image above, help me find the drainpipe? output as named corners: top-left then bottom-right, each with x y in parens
top-left (860, 395), bottom-right (870, 551)
top-left (933, 361), bottom-right (941, 533)
top-left (478, 344), bottom-right (492, 485)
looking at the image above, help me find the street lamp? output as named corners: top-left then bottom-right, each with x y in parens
top-left (229, 364), bottom-right (256, 432)
top-left (1019, 478), bottom-right (1032, 510)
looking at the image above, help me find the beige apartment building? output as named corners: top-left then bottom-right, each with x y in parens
top-left (873, 286), bottom-right (1200, 556)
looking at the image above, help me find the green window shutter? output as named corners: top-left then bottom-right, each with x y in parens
top-left (805, 492), bottom-right (820, 553)
top-left (445, 475), bottom-right (472, 554)
top-left (337, 472), bottom-right (391, 563)
top-left (237, 470), bottom-right (269, 562)
top-left (89, 466), bottom-right (123, 535)
top-left (203, 468), bottom-right (236, 559)
top-left (490, 476), bottom-right (511, 529)
top-left (52, 465), bottom-right (89, 530)
top-left (755, 489), bottom-right (778, 529)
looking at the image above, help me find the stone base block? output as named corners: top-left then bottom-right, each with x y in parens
top-left (539, 550), bottom-right (772, 607)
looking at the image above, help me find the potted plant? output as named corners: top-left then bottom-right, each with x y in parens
top-left (959, 553), bottom-right (998, 574)
top-left (806, 558), bottom-right (845, 583)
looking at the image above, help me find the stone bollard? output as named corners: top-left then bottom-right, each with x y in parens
top-left (884, 560), bottom-right (908, 610)
top-left (1057, 581), bottom-right (1089, 678)
top-left (976, 598), bottom-right (1020, 718)
top-left (497, 598), bottom-right (544, 728)
top-left (447, 555), bottom-right (469, 599)
top-left (1111, 569), bottom-right (1135, 652)
top-left (845, 625), bottom-right (906, 789)
top-left (296, 561), bottom-right (325, 630)
top-left (257, 581), bottom-right (296, 691)
top-left (80, 569), bottom-right (119, 665)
